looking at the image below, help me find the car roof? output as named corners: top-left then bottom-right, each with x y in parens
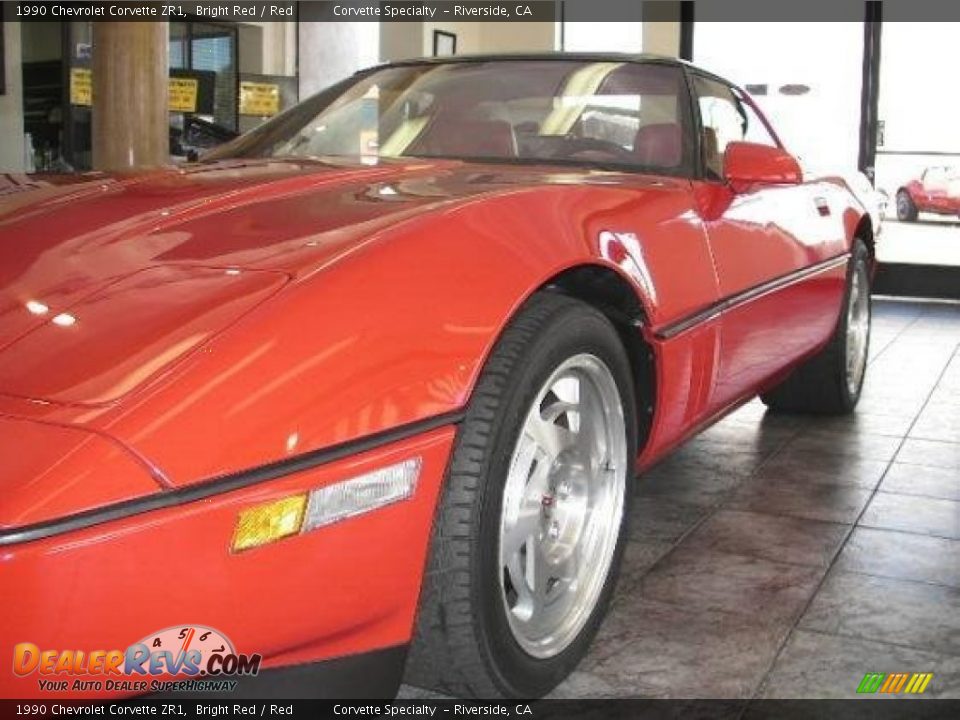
top-left (367, 52), bottom-right (728, 84)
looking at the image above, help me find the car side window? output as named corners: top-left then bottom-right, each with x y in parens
top-left (532, 62), bottom-right (697, 175)
top-left (693, 75), bottom-right (778, 180)
top-left (734, 89), bottom-right (779, 148)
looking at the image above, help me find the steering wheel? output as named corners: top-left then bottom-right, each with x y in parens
top-left (552, 136), bottom-right (635, 163)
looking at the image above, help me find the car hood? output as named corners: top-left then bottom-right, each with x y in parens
top-left (0, 157), bottom-right (522, 407)
top-left (0, 157), bottom-right (672, 530)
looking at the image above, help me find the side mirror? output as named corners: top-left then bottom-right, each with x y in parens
top-left (723, 141), bottom-right (802, 191)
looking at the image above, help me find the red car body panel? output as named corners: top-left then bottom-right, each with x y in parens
top-left (1, 426), bottom-right (455, 698)
top-left (901, 176), bottom-right (960, 215)
top-left (0, 159), bottom-right (728, 492)
top-left (0, 63), bottom-right (871, 699)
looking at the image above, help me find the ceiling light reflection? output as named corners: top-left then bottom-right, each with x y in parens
top-left (52, 313), bottom-right (77, 327)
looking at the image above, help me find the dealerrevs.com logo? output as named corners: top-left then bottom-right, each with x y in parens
top-left (13, 625), bottom-right (261, 693)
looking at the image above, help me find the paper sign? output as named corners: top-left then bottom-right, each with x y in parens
top-left (70, 69), bottom-right (198, 113)
top-left (240, 82), bottom-right (280, 117)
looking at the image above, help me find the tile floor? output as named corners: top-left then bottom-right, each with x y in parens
top-left (401, 297), bottom-right (960, 701)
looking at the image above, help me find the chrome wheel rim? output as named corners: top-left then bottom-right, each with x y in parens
top-left (498, 353), bottom-right (627, 659)
top-left (846, 263), bottom-right (870, 396)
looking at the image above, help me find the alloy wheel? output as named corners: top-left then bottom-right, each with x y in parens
top-left (498, 354), bottom-right (627, 659)
top-left (845, 262), bottom-right (871, 396)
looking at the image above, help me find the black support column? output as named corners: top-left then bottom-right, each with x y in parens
top-left (858, 1), bottom-right (883, 182)
top-left (679, 1), bottom-right (695, 61)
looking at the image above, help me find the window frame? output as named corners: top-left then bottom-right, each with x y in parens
top-left (685, 67), bottom-right (787, 183)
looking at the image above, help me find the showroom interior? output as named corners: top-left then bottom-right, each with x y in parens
top-left (1, 0), bottom-right (958, 704)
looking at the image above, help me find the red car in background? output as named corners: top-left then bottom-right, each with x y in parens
top-left (896, 165), bottom-right (960, 221)
top-left (0, 55), bottom-right (875, 700)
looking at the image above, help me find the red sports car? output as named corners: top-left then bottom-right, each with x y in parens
top-left (896, 165), bottom-right (960, 221)
top-left (1, 55), bottom-right (874, 700)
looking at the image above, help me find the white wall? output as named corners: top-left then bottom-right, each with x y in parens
top-left (379, 20), bottom-right (555, 62)
top-left (262, 22), bottom-right (297, 76)
top-left (0, 22), bottom-right (25, 172)
top-left (560, 15), bottom-right (680, 56)
top-left (422, 21), bottom-right (481, 55)
top-left (643, 21), bottom-right (680, 57)
top-left (238, 22), bottom-right (297, 76)
top-left (563, 23), bottom-right (643, 52)
top-left (379, 22), bottom-right (423, 63)
top-left (300, 22), bottom-right (380, 98)
top-left (477, 22), bottom-right (555, 52)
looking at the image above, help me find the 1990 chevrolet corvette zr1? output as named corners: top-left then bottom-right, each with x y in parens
top-left (0, 55), bottom-right (874, 699)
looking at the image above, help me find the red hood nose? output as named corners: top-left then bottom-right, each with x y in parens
top-left (0, 158), bottom-right (465, 407)
top-left (0, 265), bottom-right (287, 406)
top-left (0, 415), bottom-right (163, 531)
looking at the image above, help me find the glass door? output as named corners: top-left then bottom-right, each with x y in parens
top-left (874, 22), bottom-right (960, 267)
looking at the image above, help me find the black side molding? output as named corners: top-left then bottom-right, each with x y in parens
top-left (654, 253), bottom-right (850, 340)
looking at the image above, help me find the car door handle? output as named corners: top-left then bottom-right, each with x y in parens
top-left (813, 196), bottom-right (831, 216)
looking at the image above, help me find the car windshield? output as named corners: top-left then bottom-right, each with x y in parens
top-left (205, 59), bottom-right (695, 175)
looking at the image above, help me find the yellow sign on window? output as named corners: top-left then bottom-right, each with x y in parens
top-left (70, 68), bottom-right (93, 106)
top-left (240, 82), bottom-right (281, 117)
top-left (70, 68), bottom-right (198, 113)
top-left (168, 78), bottom-right (199, 113)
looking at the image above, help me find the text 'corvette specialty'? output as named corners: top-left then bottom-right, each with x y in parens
top-left (0, 55), bottom-right (875, 699)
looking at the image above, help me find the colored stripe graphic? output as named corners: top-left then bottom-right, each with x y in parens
top-left (857, 673), bottom-right (885, 693)
top-left (857, 672), bottom-right (933, 694)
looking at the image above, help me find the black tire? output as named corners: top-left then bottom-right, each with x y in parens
top-left (896, 189), bottom-right (918, 222)
top-left (761, 240), bottom-right (871, 415)
top-left (404, 291), bottom-right (637, 698)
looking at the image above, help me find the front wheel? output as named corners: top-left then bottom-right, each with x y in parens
top-left (405, 292), bottom-right (636, 698)
top-left (761, 240), bottom-right (872, 414)
top-left (896, 189), bottom-right (918, 222)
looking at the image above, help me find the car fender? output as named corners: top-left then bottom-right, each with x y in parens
top-left (98, 179), bottom-right (716, 485)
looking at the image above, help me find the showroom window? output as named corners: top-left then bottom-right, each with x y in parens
top-left (693, 21), bottom-right (864, 175)
top-left (169, 21), bottom-right (239, 133)
top-left (20, 19), bottom-right (296, 170)
top-left (873, 21), bottom-right (960, 269)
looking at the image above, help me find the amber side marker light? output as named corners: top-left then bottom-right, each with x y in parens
top-left (232, 495), bottom-right (307, 552)
top-left (230, 458), bottom-right (421, 552)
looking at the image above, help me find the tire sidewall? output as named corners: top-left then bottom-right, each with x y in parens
top-left (896, 190), bottom-right (916, 221)
top-left (835, 241), bottom-right (872, 410)
top-left (471, 298), bottom-right (638, 697)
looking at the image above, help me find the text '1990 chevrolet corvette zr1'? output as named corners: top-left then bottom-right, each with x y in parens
top-left (0, 55), bottom-right (874, 699)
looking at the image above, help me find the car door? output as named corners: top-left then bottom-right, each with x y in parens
top-left (921, 167), bottom-right (949, 212)
top-left (688, 73), bottom-right (850, 410)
